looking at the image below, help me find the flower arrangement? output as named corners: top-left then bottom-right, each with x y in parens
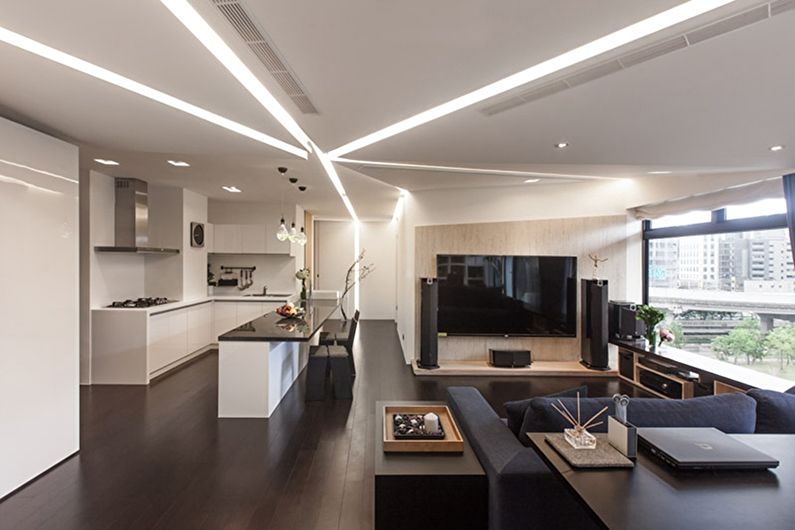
top-left (658, 328), bottom-right (676, 348)
top-left (635, 305), bottom-right (666, 349)
top-left (340, 250), bottom-right (375, 321)
top-left (296, 268), bottom-right (310, 300)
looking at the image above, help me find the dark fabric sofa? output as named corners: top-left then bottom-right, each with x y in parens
top-left (447, 386), bottom-right (768, 530)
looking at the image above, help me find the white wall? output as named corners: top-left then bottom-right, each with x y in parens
top-left (0, 116), bottom-right (79, 498)
top-left (395, 171), bottom-right (779, 363)
top-left (360, 221), bottom-right (397, 319)
top-left (182, 189), bottom-right (208, 301)
top-left (145, 185), bottom-right (183, 301)
top-left (314, 220), bottom-right (397, 320)
top-left (210, 254), bottom-right (297, 294)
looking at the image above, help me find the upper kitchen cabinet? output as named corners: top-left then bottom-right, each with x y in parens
top-left (211, 223), bottom-right (291, 255)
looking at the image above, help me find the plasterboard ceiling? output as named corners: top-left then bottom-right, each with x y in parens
top-left (0, 0), bottom-right (793, 215)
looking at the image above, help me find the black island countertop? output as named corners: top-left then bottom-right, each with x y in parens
top-left (218, 299), bottom-right (340, 342)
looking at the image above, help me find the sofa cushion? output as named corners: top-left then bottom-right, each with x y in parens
top-left (747, 389), bottom-right (795, 433)
top-left (504, 385), bottom-right (588, 437)
top-left (786, 386), bottom-right (795, 395)
top-left (519, 392), bottom-right (757, 441)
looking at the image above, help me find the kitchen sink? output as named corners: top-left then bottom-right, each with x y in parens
top-left (243, 293), bottom-right (292, 297)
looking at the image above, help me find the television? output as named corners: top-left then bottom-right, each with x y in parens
top-left (436, 254), bottom-right (577, 337)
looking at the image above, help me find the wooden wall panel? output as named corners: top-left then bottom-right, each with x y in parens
top-left (415, 215), bottom-right (632, 362)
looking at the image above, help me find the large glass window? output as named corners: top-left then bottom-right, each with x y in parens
top-left (645, 208), bottom-right (795, 382)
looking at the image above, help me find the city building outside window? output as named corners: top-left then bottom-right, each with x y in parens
top-left (645, 198), bottom-right (795, 382)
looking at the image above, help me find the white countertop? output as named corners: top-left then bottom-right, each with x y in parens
top-left (92, 293), bottom-right (297, 315)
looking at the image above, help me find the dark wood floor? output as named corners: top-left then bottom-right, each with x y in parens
top-left (0, 321), bottom-right (642, 529)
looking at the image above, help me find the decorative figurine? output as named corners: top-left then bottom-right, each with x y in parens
top-left (588, 253), bottom-right (608, 280)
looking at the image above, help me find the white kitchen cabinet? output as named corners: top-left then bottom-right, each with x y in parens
top-left (149, 309), bottom-right (188, 374)
top-left (187, 303), bottom-right (212, 354)
top-left (213, 224), bottom-right (242, 253)
top-left (213, 301), bottom-right (238, 339)
top-left (205, 222), bottom-right (214, 253)
top-left (148, 313), bottom-right (171, 374)
top-left (240, 225), bottom-right (268, 253)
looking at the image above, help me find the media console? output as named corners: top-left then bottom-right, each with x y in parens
top-left (612, 339), bottom-right (791, 398)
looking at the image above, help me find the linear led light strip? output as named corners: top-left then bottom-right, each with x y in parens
top-left (0, 26), bottom-right (307, 159)
top-left (334, 157), bottom-right (618, 181)
top-left (329, 0), bottom-right (738, 158)
top-left (316, 145), bottom-right (359, 221)
top-left (160, 0), bottom-right (357, 221)
top-left (159, 0), bottom-right (312, 151)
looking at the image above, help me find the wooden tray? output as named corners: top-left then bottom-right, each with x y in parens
top-left (383, 405), bottom-right (464, 453)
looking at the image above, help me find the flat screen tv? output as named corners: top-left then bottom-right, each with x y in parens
top-left (436, 254), bottom-right (577, 337)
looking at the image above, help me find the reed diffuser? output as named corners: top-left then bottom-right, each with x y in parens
top-left (550, 393), bottom-right (607, 450)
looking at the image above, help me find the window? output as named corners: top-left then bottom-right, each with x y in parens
top-left (644, 205), bottom-right (795, 382)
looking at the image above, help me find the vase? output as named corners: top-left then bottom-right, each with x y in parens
top-left (644, 328), bottom-right (658, 353)
top-left (300, 279), bottom-right (307, 301)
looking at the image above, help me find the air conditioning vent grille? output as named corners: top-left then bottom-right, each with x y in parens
top-left (480, 3), bottom-right (776, 117)
top-left (210, 0), bottom-right (319, 114)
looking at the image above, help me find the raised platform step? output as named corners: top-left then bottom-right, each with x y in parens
top-left (411, 359), bottom-right (617, 377)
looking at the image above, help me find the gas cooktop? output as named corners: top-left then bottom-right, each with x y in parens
top-left (108, 297), bottom-right (173, 308)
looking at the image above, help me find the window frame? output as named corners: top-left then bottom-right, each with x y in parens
top-left (641, 210), bottom-right (789, 303)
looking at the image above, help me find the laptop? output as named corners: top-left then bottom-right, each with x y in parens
top-left (638, 427), bottom-right (779, 470)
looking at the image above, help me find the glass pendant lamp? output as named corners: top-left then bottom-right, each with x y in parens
top-left (294, 227), bottom-right (307, 246)
top-left (289, 222), bottom-right (298, 242)
top-left (276, 218), bottom-right (290, 241)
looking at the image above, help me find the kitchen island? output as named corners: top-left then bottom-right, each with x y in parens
top-left (217, 299), bottom-right (339, 418)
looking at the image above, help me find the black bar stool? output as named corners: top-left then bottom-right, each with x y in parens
top-left (319, 309), bottom-right (360, 376)
top-left (327, 345), bottom-right (353, 399)
top-left (305, 345), bottom-right (328, 401)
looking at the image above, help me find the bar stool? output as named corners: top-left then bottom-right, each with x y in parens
top-left (327, 345), bottom-right (353, 399)
top-left (319, 309), bottom-right (360, 376)
top-left (305, 345), bottom-right (328, 401)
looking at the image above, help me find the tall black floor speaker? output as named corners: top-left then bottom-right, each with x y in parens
top-left (580, 279), bottom-right (610, 371)
top-left (419, 278), bottom-right (439, 369)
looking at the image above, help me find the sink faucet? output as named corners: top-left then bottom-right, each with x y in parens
top-left (262, 285), bottom-right (268, 295)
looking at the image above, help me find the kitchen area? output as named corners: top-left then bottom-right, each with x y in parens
top-left (84, 171), bottom-right (311, 386)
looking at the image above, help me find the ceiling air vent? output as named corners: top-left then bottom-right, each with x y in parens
top-left (210, 0), bottom-right (319, 114)
top-left (565, 60), bottom-right (623, 87)
top-left (771, 0), bottom-right (795, 16)
top-left (479, 3), bottom-right (779, 117)
top-left (618, 36), bottom-right (689, 68)
top-left (685, 5), bottom-right (770, 45)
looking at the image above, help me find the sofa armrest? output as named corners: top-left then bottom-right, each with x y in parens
top-left (447, 386), bottom-right (526, 475)
top-left (447, 387), bottom-right (598, 530)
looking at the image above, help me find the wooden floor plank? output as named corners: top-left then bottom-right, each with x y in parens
top-left (0, 320), bottom-right (645, 529)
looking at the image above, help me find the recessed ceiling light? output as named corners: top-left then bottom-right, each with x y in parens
top-left (328, 0), bottom-right (737, 158)
top-left (94, 159), bottom-right (119, 166)
top-left (0, 25), bottom-right (307, 159)
top-left (769, 145), bottom-right (785, 152)
top-left (524, 179), bottom-right (540, 183)
top-left (159, 0), bottom-right (311, 151)
top-left (648, 170), bottom-right (672, 175)
top-left (221, 186), bottom-right (241, 193)
top-left (167, 160), bottom-right (190, 167)
top-left (555, 142), bottom-right (569, 149)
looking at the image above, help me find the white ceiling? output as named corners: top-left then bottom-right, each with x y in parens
top-left (1, 0), bottom-right (793, 217)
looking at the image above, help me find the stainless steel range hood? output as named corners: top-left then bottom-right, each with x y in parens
top-left (94, 178), bottom-right (180, 254)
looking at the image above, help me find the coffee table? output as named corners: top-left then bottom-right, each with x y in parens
top-left (375, 401), bottom-right (487, 530)
top-left (528, 433), bottom-right (795, 530)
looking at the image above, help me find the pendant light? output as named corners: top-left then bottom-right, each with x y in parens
top-left (289, 222), bottom-right (298, 242)
top-left (276, 218), bottom-right (290, 241)
top-left (294, 226), bottom-right (307, 246)
top-left (275, 167), bottom-right (290, 241)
